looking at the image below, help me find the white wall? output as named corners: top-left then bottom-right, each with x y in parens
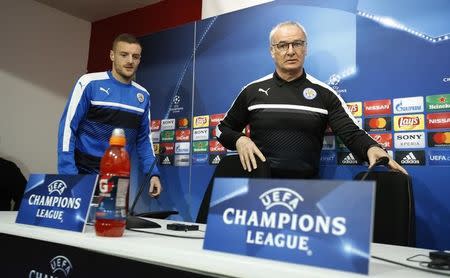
top-left (0, 0), bottom-right (91, 178)
top-left (201, 0), bottom-right (273, 19)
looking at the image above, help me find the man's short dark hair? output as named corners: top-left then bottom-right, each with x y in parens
top-left (112, 33), bottom-right (142, 50)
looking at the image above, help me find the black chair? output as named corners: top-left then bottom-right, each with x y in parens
top-left (0, 158), bottom-right (27, 211)
top-left (196, 155), bottom-right (271, 224)
top-left (354, 171), bottom-right (415, 247)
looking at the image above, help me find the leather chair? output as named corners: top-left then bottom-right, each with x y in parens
top-left (354, 171), bottom-right (415, 247)
top-left (196, 155), bottom-right (271, 224)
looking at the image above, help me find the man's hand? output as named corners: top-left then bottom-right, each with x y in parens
top-left (367, 146), bottom-right (408, 175)
top-left (148, 176), bottom-right (162, 197)
top-left (235, 136), bottom-right (266, 172)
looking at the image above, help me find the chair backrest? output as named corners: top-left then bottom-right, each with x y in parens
top-left (195, 155), bottom-right (271, 224)
top-left (354, 171), bottom-right (415, 247)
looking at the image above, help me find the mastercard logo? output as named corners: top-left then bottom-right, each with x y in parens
top-left (433, 132), bottom-right (450, 144)
top-left (178, 118), bottom-right (189, 127)
top-left (368, 118), bottom-right (387, 129)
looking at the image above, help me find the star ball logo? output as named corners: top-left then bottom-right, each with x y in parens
top-left (222, 187), bottom-right (347, 255)
top-left (328, 74), bottom-right (341, 86)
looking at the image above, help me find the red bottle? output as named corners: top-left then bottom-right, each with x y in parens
top-left (95, 128), bottom-right (130, 237)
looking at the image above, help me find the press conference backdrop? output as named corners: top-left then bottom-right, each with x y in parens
top-left (133, 0), bottom-right (450, 250)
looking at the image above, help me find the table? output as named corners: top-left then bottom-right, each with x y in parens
top-left (0, 212), bottom-right (447, 277)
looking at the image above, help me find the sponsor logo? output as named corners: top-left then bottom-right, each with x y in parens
top-left (426, 94), bottom-right (450, 111)
top-left (337, 152), bottom-right (361, 165)
top-left (151, 120), bottom-right (161, 131)
top-left (175, 142), bottom-right (190, 154)
top-left (364, 117), bottom-right (391, 132)
top-left (193, 115), bottom-right (209, 128)
top-left (303, 88), bottom-right (317, 100)
top-left (160, 155), bottom-right (173, 165)
top-left (394, 132), bottom-right (425, 149)
top-left (369, 133), bottom-right (392, 149)
top-left (151, 131), bottom-right (160, 143)
top-left (428, 150), bottom-right (450, 165)
top-left (210, 113), bottom-right (225, 126)
top-left (209, 140), bottom-right (226, 153)
top-left (364, 99), bottom-right (391, 115)
top-left (393, 114), bottom-right (424, 131)
top-left (322, 135), bottom-right (335, 150)
top-left (320, 151), bottom-right (336, 165)
top-left (175, 129), bottom-right (190, 141)
top-left (395, 151), bottom-right (425, 165)
top-left (160, 130), bottom-right (175, 142)
top-left (258, 87), bottom-right (271, 96)
top-left (426, 112), bottom-right (450, 129)
top-left (192, 141), bottom-right (208, 152)
top-left (444, 77), bottom-right (450, 83)
top-left (193, 128), bottom-right (209, 141)
top-left (160, 143), bottom-right (174, 154)
top-left (209, 154), bottom-right (225, 165)
top-left (136, 92), bottom-right (145, 103)
top-left (174, 154), bottom-right (190, 166)
top-left (393, 96), bottom-right (424, 114)
top-left (210, 127), bottom-right (217, 139)
top-left (428, 131), bottom-right (450, 147)
top-left (192, 154), bottom-right (209, 165)
top-left (177, 117), bottom-right (190, 129)
top-left (346, 102), bottom-right (362, 117)
top-left (161, 119), bottom-right (175, 130)
top-left (99, 87), bottom-right (110, 95)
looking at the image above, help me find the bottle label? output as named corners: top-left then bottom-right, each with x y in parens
top-left (96, 176), bottom-right (129, 220)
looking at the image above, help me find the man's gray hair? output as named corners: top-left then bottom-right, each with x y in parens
top-left (269, 21), bottom-right (308, 45)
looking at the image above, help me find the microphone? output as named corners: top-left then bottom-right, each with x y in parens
top-left (126, 146), bottom-right (178, 229)
top-left (360, 156), bottom-right (390, 181)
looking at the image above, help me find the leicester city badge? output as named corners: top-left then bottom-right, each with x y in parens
top-left (303, 88), bottom-right (317, 100)
top-left (136, 92), bottom-right (145, 103)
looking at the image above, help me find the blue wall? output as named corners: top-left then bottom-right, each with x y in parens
top-left (134, 0), bottom-right (450, 250)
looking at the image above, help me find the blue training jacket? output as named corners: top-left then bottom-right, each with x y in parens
top-left (57, 71), bottom-right (159, 176)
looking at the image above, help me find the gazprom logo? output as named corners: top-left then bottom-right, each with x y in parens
top-left (393, 97), bottom-right (424, 114)
top-left (48, 180), bottom-right (67, 195)
top-left (259, 187), bottom-right (304, 212)
top-left (50, 255), bottom-right (73, 276)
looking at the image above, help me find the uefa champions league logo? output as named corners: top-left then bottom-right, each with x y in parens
top-left (48, 180), bottom-right (67, 195)
top-left (172, 95), bottom-right (181, 105)
top-left (50, 256), bottom-right (73, 276)
top-left (29, 255), bottom-right (73, 277)
top-left (222, 185), bottom-right (348, 256)
top-left (328, 74), bottom-right (341, 86)
top-left (259, 187), bottom-right (304, 212)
